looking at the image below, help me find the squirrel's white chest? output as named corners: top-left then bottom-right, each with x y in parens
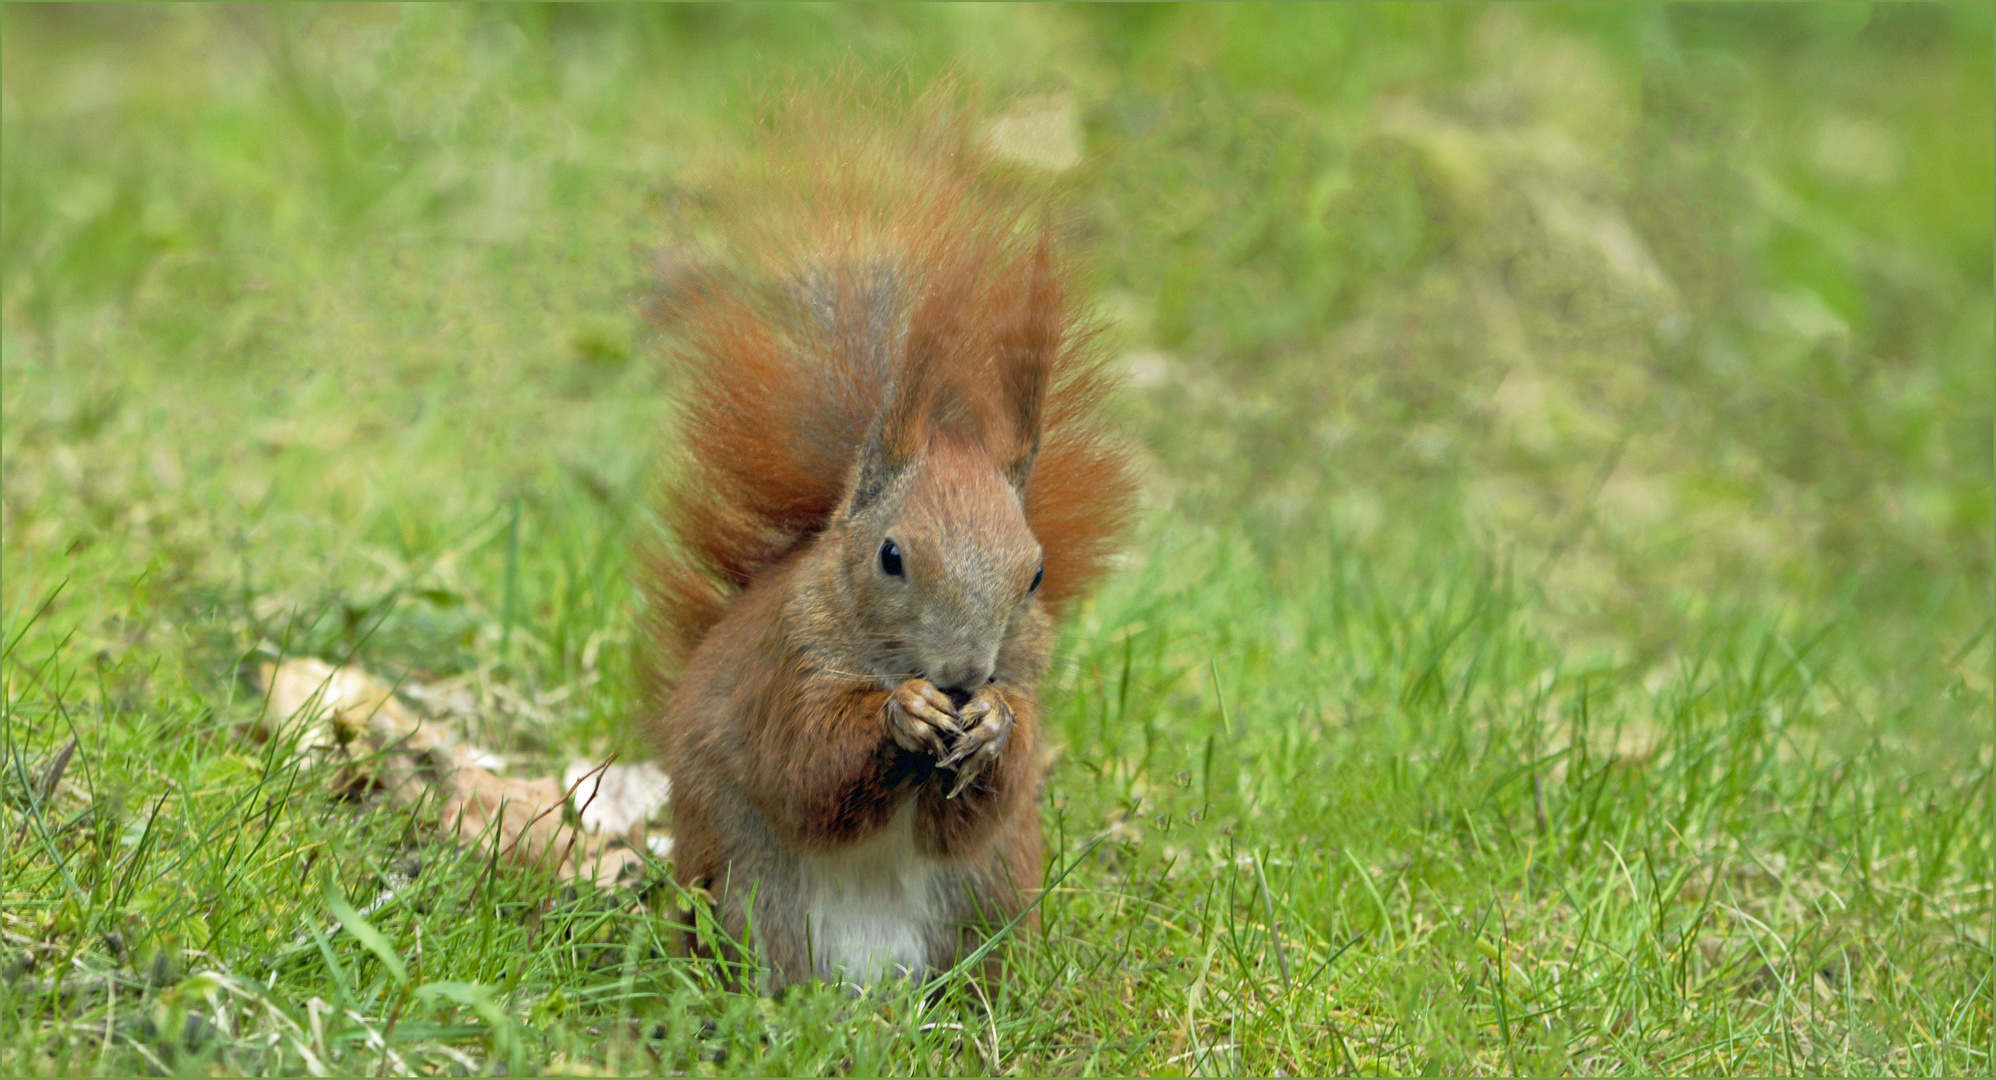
top-left (800, 802), bottom-right (943, 984)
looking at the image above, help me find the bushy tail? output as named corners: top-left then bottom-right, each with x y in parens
top-left (638, 79), bottom-right (1138, 702)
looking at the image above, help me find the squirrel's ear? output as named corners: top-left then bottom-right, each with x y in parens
top-left (848, 345), bottom-right (938, 516)
top-left (995, 229), bottom-right (1059, 492)
top-left (850, 256), bottom-right (978, 514)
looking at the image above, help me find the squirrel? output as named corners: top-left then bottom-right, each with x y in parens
top-left (637, 85), bottom-right (1137, 990)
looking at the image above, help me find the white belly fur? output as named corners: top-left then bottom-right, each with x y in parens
top-left (801, 802), bottom-right (942, 984)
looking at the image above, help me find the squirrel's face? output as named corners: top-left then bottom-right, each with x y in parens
top-left (839, 438), bottom-right (1043, 699)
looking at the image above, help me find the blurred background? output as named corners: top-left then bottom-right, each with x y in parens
top-left (3, 3), bottom-right (1990, 762)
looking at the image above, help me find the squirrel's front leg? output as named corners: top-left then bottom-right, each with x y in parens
top-left (915, 682), bottom-right (1035, 858)
top-left (739, 675), bottom-right (937, 850)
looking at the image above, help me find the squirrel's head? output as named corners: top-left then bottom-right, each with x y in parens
top-left (835, 433), bottom-right (1043, 700)
top-left (829, 326), bottom-right (1052, 695)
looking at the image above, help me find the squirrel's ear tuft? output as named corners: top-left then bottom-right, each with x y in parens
top-left (995, 228), bottom-right (1059, 492)
top-left (849, 358), bottom-right (936, 515)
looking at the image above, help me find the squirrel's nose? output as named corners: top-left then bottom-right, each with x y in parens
top-left (929, 639), bottom-right (996, 704)
top-left (932, 665), bottom-right (993, 706)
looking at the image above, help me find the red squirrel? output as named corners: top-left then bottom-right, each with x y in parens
top-left (638, 86), bottom-right (1137, 989)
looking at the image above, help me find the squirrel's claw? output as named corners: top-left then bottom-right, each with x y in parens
top-left (886, 677), bottom-right (960, 759)
top-left (945, 736), bottom-right (1006, 799)
top-left (941, 685), bottom-right (1012, 797)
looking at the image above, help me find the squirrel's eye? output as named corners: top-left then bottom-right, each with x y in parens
top-left (879, 539), bottom-right (904, 578)
top-left (1029, 563), bottom-right (1044, 593)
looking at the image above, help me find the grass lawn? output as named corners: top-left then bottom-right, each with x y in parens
top-left (3, 5), bottom-right (1991, 1075)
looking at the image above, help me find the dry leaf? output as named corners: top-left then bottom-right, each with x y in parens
top-left (563, 760), bottom-right (671, 838)
top-left (255, 657), bottom-right (665, 887)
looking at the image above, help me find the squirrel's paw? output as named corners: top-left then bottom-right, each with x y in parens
top-left (886, 677), bottom-right (960, 759)
top-left (940, 685), bottom-right (1013, 799)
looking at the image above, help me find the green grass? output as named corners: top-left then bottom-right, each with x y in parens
top-left (3, 4), bottom-right (1990, 1075)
